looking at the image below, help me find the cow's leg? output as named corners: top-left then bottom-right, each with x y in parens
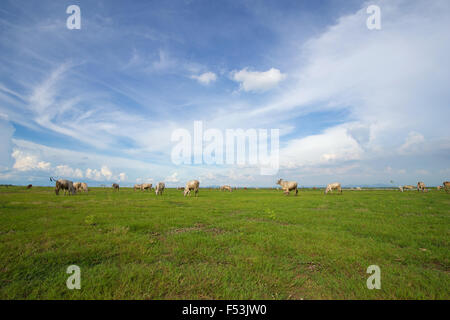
top-left (295, 188), bottom-right (298, 196)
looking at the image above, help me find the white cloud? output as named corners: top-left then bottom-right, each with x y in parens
top-left (118, 172), bottom-right (127, 182)
top-left (12, 149), bottom-right (51, 171)
top-left (251, 0), bottom-right (450, 141)
top-left (100, 166), bottom-right (113, 180)
top-left (55, 165), bottom-right (83, 178)
top-left (85, 166), bottom-right (115, 181)
top-left (191, 72), bottom-right (217, 85)
top-left (280, 125), bottom-right (362, 169)
top-left (231, 68), bottom-right (286, 92)
top-left (165, 172), bottom-right (179, 183)
top-left (399, 132), bottom-right (425, 155)
top-left (227, 169), bottom-right (255, 182)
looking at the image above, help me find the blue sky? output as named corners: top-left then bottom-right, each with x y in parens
top-left (0, 0), bottom-right (449, 187)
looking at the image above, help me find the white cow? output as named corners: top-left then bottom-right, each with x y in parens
top-left (73, 182), bottom-right (82, 192)
top-left (155, 182), bottom-right (165, 195)
top-left (184, 180), bottom-right (200, 197)
top-left (324, 182), bottom-right (342, 194)
top-left (80, 182), bottom-right (88, 192)
top-left (220, 185), bottom-right (232, 192)
top-left (141, 183), bottom-right (152, 191)
top-left (276, 179), bottom-right (298, 196)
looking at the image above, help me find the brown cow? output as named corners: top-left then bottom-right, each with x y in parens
top-left (443, 181), bottom-right (450, 193)
top-left (417, 182), bottom-right (426, 192)
top-left (112, 183), bottom-right (119, 191)
top-left (26, 184), bottom-right (32, 189)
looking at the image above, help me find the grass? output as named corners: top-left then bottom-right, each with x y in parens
top-left (0, 186), bottom-right (448, 299)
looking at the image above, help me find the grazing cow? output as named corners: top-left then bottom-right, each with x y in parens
top-left (184, 180), bottom-right (200, 197)
top-left (417, 182), bottom-right (426, 192)
top-left (73, 182), bottom-right (82, 192)
top-left (55, 179), bottom-right (76, 195)
top-left (141, 183), bottom-right (152, 191)
top-left (155, 182), bottom-right (165, 195)
top-left (80, 182), bottom-right (88, 192)
top-left (112, 183), bottom-right (120, 191)
top-left (399, 186), bottom-right (404, 192)
top-left (220, 185), bottom-right (232, 192)
top-left (443, 181), bottom-right (450, 193)
top-left (134, 184), bottom-right (142, 191)
top-left (356, 187), bottom-right (362, 190)
top-left (276, 179), bottom-right (298, 196)
top-left (324, 182), bottom-right (342, 195)
top-left (26, 184), bottom-right (32, 189)
top-left (403, 185), bottom-right (415, 191)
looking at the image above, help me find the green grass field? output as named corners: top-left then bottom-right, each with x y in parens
top-left (0, 186), bottom-right (448, 299)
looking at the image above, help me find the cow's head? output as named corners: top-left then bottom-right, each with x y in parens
top-left (276, 179), bottom-right (282, 185)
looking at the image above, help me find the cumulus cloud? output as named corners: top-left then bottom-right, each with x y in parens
top-left (118, 172), bottom-right (127, 182)
top-left (280, 126), bottom-right (362, 169)
top-left (85, 166), bottom-right (115, 181)
top-left (231, 68), bottom-right (286, 92)
top-left (55, 165), bottom-right (83, 178)
top-left (100, 166), bottom-right (112, 180)
top-left (12, 149), bottom-right (51, 171)
top-left (191, 72), bottom-right (217, 85)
